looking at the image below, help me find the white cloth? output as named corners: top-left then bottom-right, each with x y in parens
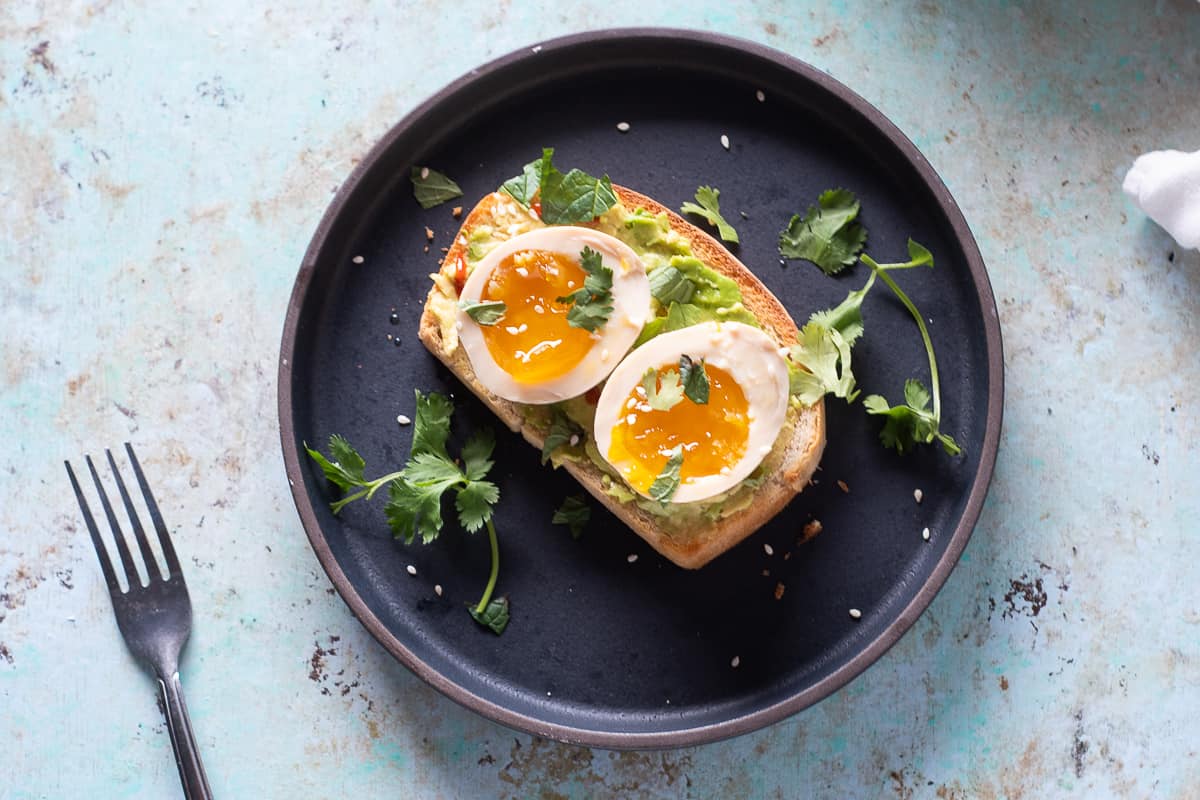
top-left (1122, 149), bottom-right (1200, 251)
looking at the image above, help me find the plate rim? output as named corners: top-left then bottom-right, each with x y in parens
top-left (277, 26), bottom-right (1004, 749)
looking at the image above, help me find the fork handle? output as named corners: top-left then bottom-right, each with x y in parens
top-left (158, 671), bottom-right (214, 799)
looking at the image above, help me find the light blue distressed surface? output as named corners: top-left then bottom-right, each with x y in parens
top-left (3, 2), bottom-right (1199, 797)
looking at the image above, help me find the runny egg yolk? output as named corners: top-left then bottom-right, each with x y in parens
top-left (479, 249), bottom-right (595, 383)
top-left (607, 364), bottom-right (750, 494)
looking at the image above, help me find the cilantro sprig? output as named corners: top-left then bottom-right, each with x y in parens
top-left (501, 148), bottom-right (618, 224)
top-left (859, 243), bottom-right (961, 455)
top-left (681, 185), bottom-right (739, 244)
top-left (556, 246), bottom-right (614, 332)
top-left (781, 188), bottom-right (961, 457)
top-left (305, 390), bottom-right (510, 634)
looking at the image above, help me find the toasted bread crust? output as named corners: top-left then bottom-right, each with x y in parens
top-left (418, 185), bottom-right (826, 568)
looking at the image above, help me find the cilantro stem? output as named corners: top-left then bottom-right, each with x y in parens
top-left (330, 470), bottom-right (406, 513)
top-left (864, 257), bottom-right (941, 422)
top-left (474, 517), bottom-right (500, 615)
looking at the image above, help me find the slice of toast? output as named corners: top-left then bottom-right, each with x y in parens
top-left (418, 185), bottom-right (826, 568)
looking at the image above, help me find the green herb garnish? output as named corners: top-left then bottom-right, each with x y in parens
top-left (785, 227), bottom-right (960, 457)
top-left (552, 495), bottom-right (590, 539)
top-left (788, 273), bottom-right (874, 405)
top-left (500, 148), bottom-right (618, 224)
top-left (556, 246), bottom-right (614, 332)
top-left (457, 299), bottom-right (506, 326)
top-left (468, 597), bottom-right (509, 635)
top-left (859, 241), bottom-right (960, 455)
top-left (648, 446), bottom-right (684, 503)
top-left (779, 188), bottom-right (867, 274)
top-left (681, 185), bottom-right (739, 244)
top-left (647, 265), bottom-right (697, 305)
top-left (410, 166), bottom-right (463, 209)
top-left (541, 408), bottom-right (585, 465)
top-left (305, 390), bottom-right (509, 634)
top-left (642, 367), bottom-right (684, 412)
top-left (678, 355), bottom-right (709, 405)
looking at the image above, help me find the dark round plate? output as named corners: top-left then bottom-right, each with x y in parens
top-left (279, 29), bottom-right (1002, 748)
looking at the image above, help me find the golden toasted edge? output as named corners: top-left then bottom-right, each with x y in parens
top-left (418, 186), bottom-right (826, 568)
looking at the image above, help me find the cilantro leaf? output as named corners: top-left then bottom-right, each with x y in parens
top-left (679, 355), bottom-right (709, 405)
top-left (410, 166), bottom-right (463, 209)
top-left (552, 495), bottom-right (590, 539)
top-left (789, 322), bottom-right (858, 406)
top-left (680, 185), bottom-right (739, 244)
top-left (779, 188), bottom-right (867, 274)
top-left (864, 379), bottom-right (962, 456)
top-left (643, 367), bottom-right (685, 412)
top-left (412, 389), bottom-right (453, 459)
top-left (500, 150), bottom-right (547, 205)
top-left (458, 300), bottom-right (506, 326)
top-left (468, 596), bottom-right (509, 635)
top-left (648, 446), bottom-right (684, 503)
top-left (541, 409), bottom-right (585, 465)
top-left (456, 479), bottom-right (499, 533)
top-left (461, 429), bottom-right (496, 482)
top-left (305, 435), bottom-right (367, 491)
top-left (557, 246), bottom-right (614, 332)
top-left (385, 477), bottom-right (445, 544)
top-left (503, 149), bottom-right (617, 224)
top-left (647, 265), bottom-right (697, 305)
top-left (403, 451), bottom-right (465, 489)
top-left (541, 168), bottom-right (618, 224)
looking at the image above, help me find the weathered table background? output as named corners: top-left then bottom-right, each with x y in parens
top-left (3, 2), bottom-right (1199, 797)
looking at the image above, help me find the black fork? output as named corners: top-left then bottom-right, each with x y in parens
top-left (66, 443), bottom-right (213, 800)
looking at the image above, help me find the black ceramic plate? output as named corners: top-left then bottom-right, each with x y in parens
top-left (279, 29), bottom-right (1002, 748)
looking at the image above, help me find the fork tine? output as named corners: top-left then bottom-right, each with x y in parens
top-left (65, 460), bottom-right (123, 595)
top-left (86, 454), bottom-right (142, 590)
top-left (107, 448), bottom-right (164, 582)
top-left (124, 443), bottom-right (183, 580)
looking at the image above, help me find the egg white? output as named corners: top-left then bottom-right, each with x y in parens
top-left (593, 321), bottom-right (789, 504)
top-left (457, 226), bottom-right (651, 404)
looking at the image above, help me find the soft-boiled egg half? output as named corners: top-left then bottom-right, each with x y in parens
top-left (457, 227), bottom-right (651, 403)
top-left (594, 321), bottom-right (789, 504)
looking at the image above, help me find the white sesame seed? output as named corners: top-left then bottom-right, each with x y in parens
top-left (763, 543), bottom-right (774, 556)
top-left (731, 656), bottom-right (741, 668)
top-left (406, 564), bottom-right (417, 576)
top-left (420, 167), bottom-right (429, 180)
top-left (397, 414), bottom-right (411, 425)
top-left (922, 527), bottom-right (931, 541)
top-left (627, 554), bottom-right (638, 563)
top-left (352, 255), bottom-right (364, 264)
top-left (434, 584), bottom-right (443, 596)
top-left (569, 434), bottom-right (580, 446)
top-left (756, 89), bottom-right (766, 102)
top-left (849, 608), bottom-right (862, 620)
top-left (616, 121), bottom-right (631, 132)
top-left (720, 134), bottom-right (730, 150)
top-left (914, 488), bottom-right (924, 504)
